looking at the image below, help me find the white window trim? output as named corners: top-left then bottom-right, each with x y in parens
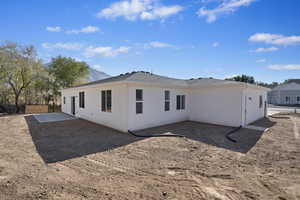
top-left (259, 95), bottom-right (263, 108)
top-left (176, 95), bottom-right (185, 110)
top-left (164, 90), bottom-right (170, 111)
top-left (79, 91), bottom-right (85, 109)
top-left (101, 90), bottom-right (112, 113)
top-left (136, 89), bottom-right (144, 114)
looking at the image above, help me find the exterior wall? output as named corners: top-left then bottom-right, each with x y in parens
top-left (268, 83), bottom-right (300, 105)
top-left (127, 85), bottom-right (190, 131)
top-left (62, 82), bottom-right (268, 132)
top-left (268, 90), bottom-right (300, 105)
top-left (243, 87), bottom-right (267, 125)
top-left (189, 86), bottom-right (244, 127)
top-left (62, 89), bottom-right (79, 115)
top-left (268, 90), bottom-right (280, 105)
top-left (61, 84), bottom-right (128, 132)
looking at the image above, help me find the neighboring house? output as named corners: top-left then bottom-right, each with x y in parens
top-left (268, 81), bottom-right (300, 105)
top-left (61, 71), bottom-right (269, 132)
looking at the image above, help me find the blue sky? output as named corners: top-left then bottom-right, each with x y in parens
top-left (1, 0), bottom-right (300, 83)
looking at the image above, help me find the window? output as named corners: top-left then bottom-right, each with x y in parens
top-left (63, 97), bottom-right (66, 104)
top-left (136, 89), bottom-right (143, 101)
top-left (286, 96), bottom-right (290, 102)
top-left (101, 90), bottom-right (112, 112)
top-left (136, 102), bottom-right (143, 114)
top-left (79, 92), bottom-right (85, 108)
top-left (176, 95), bottom-right (185, 110)
top-left (259, 95), bottom-right (263, 108)
top-left (297, 96), bottom-right (300, 102)
top-left (164, 90), bottom-right (170, 111)
top-left (176, 96), bottom-right (180, 110)
top-left (136, 89), bottom-right (143, 114)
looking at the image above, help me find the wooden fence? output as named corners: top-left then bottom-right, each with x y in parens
top-left (25, 105), bottom-right (49, 114)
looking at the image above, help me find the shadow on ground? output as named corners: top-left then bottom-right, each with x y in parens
top-left (25, 116), bottom-right (276, 164)
top-left (251, 117), bottom-right (277, 127)
top-left (135, 119), bottom-right (276, 154)
top-left (25, 115), bottom-right (143, 163)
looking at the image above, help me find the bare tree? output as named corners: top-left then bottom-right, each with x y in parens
top-left (0, 42), bottom-right (43, 113)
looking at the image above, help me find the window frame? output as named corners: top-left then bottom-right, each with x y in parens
top-left (259, 95), bottom-right (263, 108)
top-left (79, 92), bottom-right (85, 108)
top-left (136, 89), bottom-right (143, 114)
top-left (164, 90), bottom-right (170, 111)
top-left (181, 95), bottom-right (185, 110)
top-left (101, 90), bottom-right (112, 112)
top-left (176, 95), bottom-right (186, 110)
top-left (176, 95), bottom-right (181, 110)
top-left (136, 89), bottom-right (143, 101)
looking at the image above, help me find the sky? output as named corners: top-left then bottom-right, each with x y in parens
top-left (1, 0), bottom-right (300, 83)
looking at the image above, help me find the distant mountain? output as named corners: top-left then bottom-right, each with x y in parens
top-left (88, 67), bottom-right (111, 82)
top-left (44, 63), bottom-right (110, 82)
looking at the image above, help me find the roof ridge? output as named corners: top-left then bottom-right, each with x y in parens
top-left (65, 71), bottom-right (268, 90)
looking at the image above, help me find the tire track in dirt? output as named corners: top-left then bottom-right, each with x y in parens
top-left (291, 117), bottom-right (299, 139)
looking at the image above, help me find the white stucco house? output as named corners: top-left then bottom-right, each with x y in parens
top-left (61, 71), bottom-right (269, 132)
top-left (268, 81), bottom-right (300, 105)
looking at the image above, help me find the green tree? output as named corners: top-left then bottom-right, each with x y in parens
top-left (24, 68), bottom-right (50, 104)
top-left (48, 56), bottom-right (89, 88)
top-left (48, 56), bottom-right (89, 108)
top-left (256, 81), bottom-right (279, 88)
top-left (0, 42), bottom-right (43, 113)
top-left (225, 75), bottom-right (255, 84)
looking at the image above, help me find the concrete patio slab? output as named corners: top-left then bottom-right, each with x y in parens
top-left (33, 112), bottom-right (76, 123)
top-left (244, 125), bottom-right (269, 132)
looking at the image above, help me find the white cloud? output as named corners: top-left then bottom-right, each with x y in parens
top-left (144, 41), bottom-right (175, 48)
top-left (249, 33), bottom-right (281, 43)
top-left (212, 42), bottom-right (219, 47)
top-left (46, 26), bottom-right (61, 32)
top-left (249, 33), bottom-right (300, 46)
top-left (224, 74), bottom-right (238, 79)
top-left (250, 46), bottom-right (279, 53)
top-left (197, 0), bottom-right (256, 23)
top-left (256, 58), bottom-right (266, 63)
top-left (41, 42), bottom-right (82, 51)
top-left (92, 64), bottom-right (103, 70)
top-left (268, 64), bottom-right (300, 70)
top-left (73, 57), bottom-right (83, 62)
top-left (84, 46), bottom-right (130, 57)
top-left (97, 0), bottom-right (183, 21)
top-left (141, 5), bottom-right (183, 20)
top-left (66, 26), bottom-right (100, 34)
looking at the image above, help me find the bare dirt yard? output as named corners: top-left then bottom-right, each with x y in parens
top-left (0, 114), bottom-right (299, 200)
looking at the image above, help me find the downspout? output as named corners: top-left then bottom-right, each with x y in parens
top-left (241, 83), bottom-right (248, 127)
top-left (225, 83), bottom-right (247, 143)
top-left (125, 83), bottom-right (129, 133)
top-left (241, 86), bottom-right (244, 127)
top-left (279, 89), bottom-right (281, 105)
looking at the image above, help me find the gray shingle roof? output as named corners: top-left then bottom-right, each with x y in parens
top-left (70, 71), bottom-right (189, 88)
top-left (70, 72), bottom-right (134, 88)
top-left (66, 71), bottom-right (266, 90)
top-left (286, 79), bottom-right (300, 84)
